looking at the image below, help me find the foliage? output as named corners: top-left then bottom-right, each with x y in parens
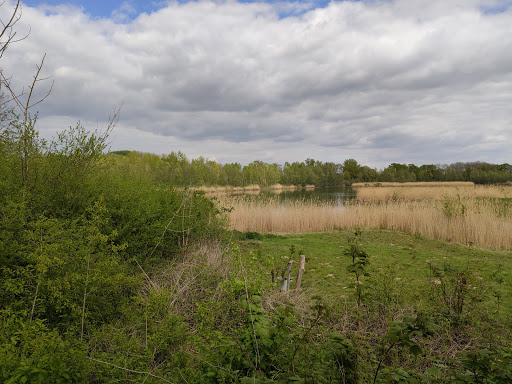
top-left (373, 313), bottom-right (439, 383)
top-left (344, 229), bottom-right (370, 308)
top-left (0, 111), bottom-right (227, 383)
top-left (107, 150), bottom-right (512, 187)
top-left (455, 347), bottom-right (512, 383)
top-left (426, 260), bottom-right (482, 325)
top-left (0, 311), bottom-right (86, 383)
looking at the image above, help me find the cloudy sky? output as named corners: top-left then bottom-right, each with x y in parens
top-left (2, 0), bottom-right (512, 168)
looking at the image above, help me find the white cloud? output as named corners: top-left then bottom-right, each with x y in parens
top-left (2, 0), bottom-right (512, 168)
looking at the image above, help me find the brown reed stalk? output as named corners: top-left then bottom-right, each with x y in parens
top-left (224, 190), bottom-right (512, 250)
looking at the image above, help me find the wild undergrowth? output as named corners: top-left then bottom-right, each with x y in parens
top-left (238, 229), bottom-right (512, 383)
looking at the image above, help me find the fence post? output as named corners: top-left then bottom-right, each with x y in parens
top-left (295, 255), bottom-right (305, 296)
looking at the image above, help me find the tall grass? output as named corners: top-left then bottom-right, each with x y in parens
top-left (193, 184), bottom-right (306, 194)
top-left (352, 182), bottom-right (474, 188)
top-left (226, 195), bottom-right (345, 234)
top-left (355, 184), bottom-right (512, 201)
top-left (225, 186), bottom-right (512, 250)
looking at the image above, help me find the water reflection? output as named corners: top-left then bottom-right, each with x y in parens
top-left (227, 187), bottom-right (356, 206)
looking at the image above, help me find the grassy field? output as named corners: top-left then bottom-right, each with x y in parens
top-left (240, 229), bottom-right (511, 316)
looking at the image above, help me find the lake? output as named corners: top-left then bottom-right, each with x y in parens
top-left (227, 186), bottom-right (357, 206)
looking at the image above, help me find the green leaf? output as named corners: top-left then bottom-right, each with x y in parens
top-left (409, 344), bottom-right (422, 356)
top-left (251, 295), bottom-right (262, 304)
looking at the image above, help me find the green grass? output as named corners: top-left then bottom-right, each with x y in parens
top-left (240, 228), bottom-right (512, 330)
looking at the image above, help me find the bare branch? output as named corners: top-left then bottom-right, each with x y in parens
top-left (0, 0), bottom-right (21, 41)
top-left (27, 79), bottom-right (53, 109)
top-left (85, 357), bottom-right (176, 384)
top-left (0, 2), bottom-right (52, 186)
top-left (23, 53), bottom-right (48, 123)
top-left (0, 1), bottom-right (29, 58)
top-left (106, 102), bottom-right (123, 133)
top-left (102, 102), bottom-right (123, 148)
top-left (0, 72), bottom-right (24, 111)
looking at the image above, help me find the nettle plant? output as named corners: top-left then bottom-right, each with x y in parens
top-left (426, 260), bottom-right (482, 325)
top-left (344, 229), bottom-right (370, 308)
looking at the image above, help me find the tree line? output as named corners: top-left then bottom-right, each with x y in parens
top-left (111, 150), bottom-right (512, 187)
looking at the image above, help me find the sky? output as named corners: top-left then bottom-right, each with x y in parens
top-left (1, 0), bottom-right (512, 169)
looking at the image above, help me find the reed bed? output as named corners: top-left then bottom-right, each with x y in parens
top-left (193, 184), bottom-right (302, 194)
top-left (352, 182), bottom-right (475, 188)
top-left (193, 184), bottom-right (262, 193)
top-left (224, 190), bottom-right (512, 250)
top-left (340, 199), bottom-right (512, 249)
top-left (227, 195), bottom-right (346, 234)
top-left (355, 185), bottom-right (512, 201)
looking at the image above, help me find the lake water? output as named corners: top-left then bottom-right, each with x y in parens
top-left (230, 187), bottom-right (357, 206)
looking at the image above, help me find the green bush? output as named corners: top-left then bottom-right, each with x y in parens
top-left (0, 311), bottom-right (86, 383)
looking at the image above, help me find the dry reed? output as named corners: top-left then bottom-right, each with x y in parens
top-left (352, 182), bottom-right (475, 188)
top-left (141, 241), bottom-right (231, 319)
top-left (193, 184), bottom-right (262, 194)
top-left (227, 195), bottom-right (346, 234)
top-left (193, 184), bottom-right (302, 194)
top-left (355, 185), bottom-right (512, 201)
top-left (224, 186), bottom-right (512, 250)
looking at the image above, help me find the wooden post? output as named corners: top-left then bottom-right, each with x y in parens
top-left (295, 255), bottom-right (305, 296)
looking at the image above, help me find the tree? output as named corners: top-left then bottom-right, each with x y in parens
top-left (0, 1), bottom-right (53, 187)
top-left (223, 162), bottom-right (243, 186)
top-left (343, 158), bottom-right (361, 181)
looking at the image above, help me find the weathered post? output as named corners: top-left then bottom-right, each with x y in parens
top-left (295, 255), bottom-right (305, 296)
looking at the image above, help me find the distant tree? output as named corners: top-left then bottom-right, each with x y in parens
top-left (223, 162), bottom-right (243, 186)
top-left (343, 159), bottom-right (361, 181)
top-left (496, 163), bottom-right (512, 172)
top-left (360, 166), bottom-right (378, 182)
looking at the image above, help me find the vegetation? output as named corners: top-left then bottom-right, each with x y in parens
top-left (225, 185), bottom-right (512, 250)
top-left (239, 230), bottom-right (512, 383)
top-left (108, 151), bottom-right (512, 188)
top-left (1, 2), bottom-right (511, 383)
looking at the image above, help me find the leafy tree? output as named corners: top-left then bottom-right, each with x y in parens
top-left (223, 162), bottom-right (244, 186)
top-left (343, 158), bottom-right (362, 181)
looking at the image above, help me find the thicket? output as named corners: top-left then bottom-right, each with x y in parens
top-left (0, 3), bottom-right (226, 374)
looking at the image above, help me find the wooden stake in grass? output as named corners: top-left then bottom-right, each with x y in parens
top-left (295, 255), bottom-right (305, 296)
top-left (280, 261), bottom-right (292, 293)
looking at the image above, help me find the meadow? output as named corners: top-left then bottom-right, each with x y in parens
top-left (238, 228), bottom-right (512, 382)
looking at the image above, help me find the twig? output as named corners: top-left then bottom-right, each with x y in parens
top-left (85, 356), bottom-right (175, 383)
top-left (177, 368), bottom-right (189, 384)
top-left (147, 192), bottom-right (188, 258)
top-left (181, 350), bottom-right (232, 373)
top-left (134, 258), bottom-right (159, 290)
